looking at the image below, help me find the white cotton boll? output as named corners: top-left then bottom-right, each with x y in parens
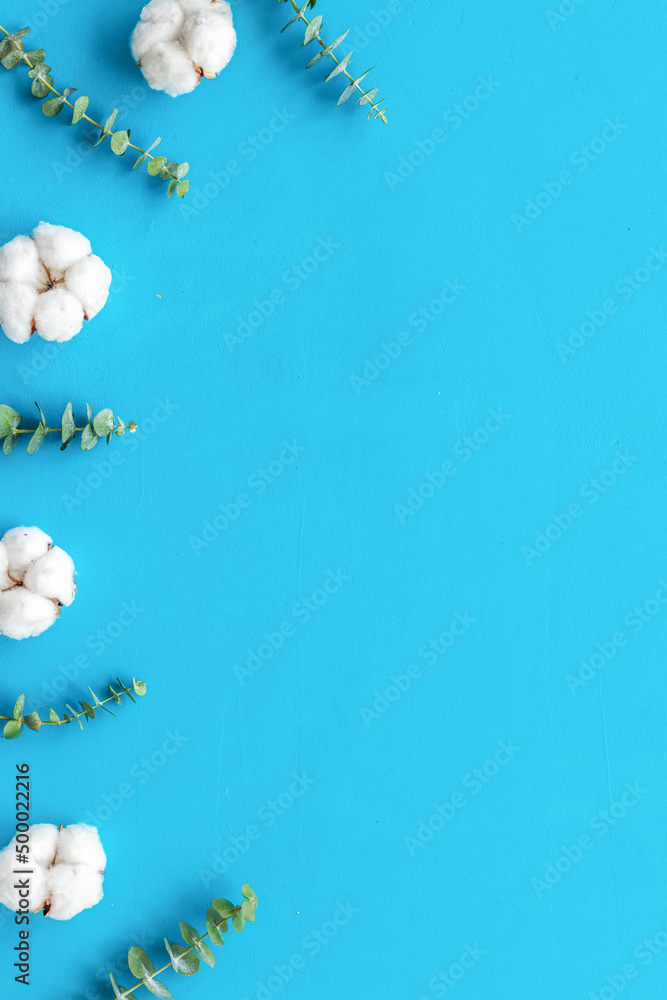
top-left (0, 235), bottom-right (42, 285)
top-left (33, 287), bottom-right (84, 343)
top-left (0, 281), bottom-right (38, 344)
top-left (32, 223), bottom-right (91, 275)
top-left (0, 824), bottom-right (105, 921)
top-left (23, 546), bottom-right (76, 607)
top-left (182, 6), bottom-right (236, 76)
top-left (64, 255), bottom-right (112, 320)
top-left (140, 39), bottom-right (200, 95)
top-left (0, 542), bottom-right (13, 591)
top-left (55, 824), bottom-right (106, 870)
top-left (28, 824), bottom-right (60, 867)
top-left (0, 588), bottom-right (58, 640)
top-left (141, 0), bottom-right (186, 24)
top-left (2, 526), bottom-right (52, 581)
top-left (47, 866), bottom-right (104, 920)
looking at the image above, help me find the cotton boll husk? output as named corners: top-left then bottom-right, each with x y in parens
top-left (64, 255), bottom-right (112, 320)
top-left (33, 287), bottom-right (84, 342)
top-left (55, 824), bottom-right (106, 870)
top-left (32, 222), bottom-right (91, 275)
top-left (47, 866), bottom-right (104, 920)
top-left (23, 546), bottom-right (76, 607)
top-left (0, 281), bottom-right (38, 344)
top-left (2, 526), bottom-right (52, 581)
top-left (131, 16), bottom-right (181, 61)
top-left (0, 235), bottom-right (41, 285)
top-left (182, 6), bottom-right (236, 75)
top-left (0, 588), bottom-right (58, 639)
top-left (140, 39), bottom-right (200, 95)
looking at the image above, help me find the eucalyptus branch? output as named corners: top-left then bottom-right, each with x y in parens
top-left (1, 677), bottom-right (146, 740)
top-left (110, 884), bottom-right (258, 999)
top-left (0, 26), bottom-right (191, 198)
top-left (278, 0), bottom-right (388, 122)
top-left (0, 402), bottom-right (137, 456)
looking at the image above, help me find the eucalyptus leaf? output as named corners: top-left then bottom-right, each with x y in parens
top-left (70, 94), bottom-right (89, 124)
top-left (165, 939), bottom-right (200, 975)
top-left (232, 911), bottom-right (245, 933)
top-left (24, 712), bottom-right (42, 732)
top-left (127, 947), bottom-right (155, 981)
top-left (176, 180), bottom-right (189, 198)
top-left (302, 15), bottom-right (322, 45)
top-left (3, 433), bottom-right (20, 455)
top-left (13, 694), bottom-right (25, 720)
top-left (110, 130), bottom-right (130, 155)
top-left (26, 424), bottom-right (47, 454)
top-left (61, 402), bottom-right (75, 445)
top-left (143, 978), bottom-right (173, 999)
top-left (0, 404), bottom-right (22, 437)
top-left (80, 424), bottom-right (97, 451)
top-left (212, 899), bottom-right (236, 919)
top-left (93, 408), bottom-right (114, 436)
top-left (42, 95), bottom-right (65, 116)
top-left (3, 720), bottom-right (22, 740)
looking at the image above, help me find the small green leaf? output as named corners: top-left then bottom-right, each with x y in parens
top-left (127, 947), bottom-right (155, 981)
top-left (3, 720), bottom-right (22, 740)
top-left (132, 153), bottom-right (147, 170)
top-left (110, 130), bottom-right (130, 155)
top-left (80, 424), bottom-right (98, 451)
top-left (6, 29), bottom-right (31, 42)
top-left (176, 162), bottom-right (189, 179)
top-left (23, 49), bottom-right (45, 65)
top-left (306, 29), bottom-right (349, 67)
top-left (13, 695), bottom-right (25, 720)
top-left (302, 15), bottom-right (323, 45)
top-left (193, 939), bottom-right (215, 967)
top-left (27, 425), bottom-right (47, 454)
top-left (2, 47), bottom-right (26, 70)
top-left (241, 884), bottom-right (257, 902)
top-left (205, 914), bottom-right (225, 946)
top-left (212, 899), bottom-right (236, 919)
top-left (176, 180), bottom-right (190, 198)
top-left (232, 910), bottom-right (245, 933)
top-left (167, 179), bottom-right (177, 198)
top-left (62, 86), bottom-right (77, 99)
top-left (24, 712), bottom-right (42, 732)
top-left (324, 51), bottom-right (353, 81)
top-left (133, 678), bottom-right (147, 696)
top-left (110, 972), bottom-right (137, 1000)
top-left (79, 701), bottom-right (96, 720)
top-left (42, 95), bottom-right (65, 117)
top-left (358, 87), bottom-right (379, 106)
top-left (34, 401), bottom-right (48, 428)
top-left (143, 978), bottom-right (173, 999)
top-left (241, 899), bottom-right (256, 922)
top-left (164, 939), bottom-right (200, 975)
top-left (108, 684), bottom-right (122, 705)
top-left (49, 708), bottom-right (61, 724)
top-left (178, 922), bottom-right (200, 948)
top-left (3, 433), bottom-right (20, 456)
top-left (93, 408), bottom-right (114, 436)
top-left (61, 402), bottom-right (75, 446)
top-left (338, 70), bottom-right (373, 105)
top-left (147, 156), bottom-right (167, 176)
top-left (0, 404), bottom-right (22, 438)
top-left (70, 95), bottom-right (89, 124)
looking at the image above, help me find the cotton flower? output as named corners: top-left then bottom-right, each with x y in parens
top-left (131, 0), bottom-right (237, 97)
top-left (0, 223), bottom-right (112, 345)
top-left (0, 527), bottom-right (76, 640)
top-left (0, 823), bottom-right (105, 920)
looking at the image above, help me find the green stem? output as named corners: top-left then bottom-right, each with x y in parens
top-left (118, 910), bottom-right (242, 998)
top-left (285, 0), bottom-right (387, 122)
top-left (14, 424), bottom-right (125, 434)
top-left (0, 25), bottom-right (178, 178)
top-left (0, 690), bottom-right (124, 726)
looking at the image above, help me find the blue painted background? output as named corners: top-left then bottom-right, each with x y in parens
top-left (1, 0), bottom-right (666, 997)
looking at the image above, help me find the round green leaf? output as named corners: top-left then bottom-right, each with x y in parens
top-left (3, 433), bottom-right (20, 456)
top-left (176, 180), bottom-right (190, 198)
top-left (42, 96), bottom-right (64, 117)
top-left (212, 899), bottom-right (235, 919)
top-left (13, 694), bottom-right (25, 720)
top-left (232, 911), bottom-right (245, 933)
top-left (164, 939), bottom-right (200, 975)
top-left (127, 946), bottom-right (155, 981)
top-left (80, 424), bottom-right (98, 451)
top-left (93, 408), bottom-right (114, 436)
top-left (143, 978), bottom-right (173, 999)
top-left (70, 95), bottom-right (89, 124)
top-left (178, 921), bottom-right (200, 948)
top-left (3, 720), bottom-right (22, 740)
top-left (0, 404), bottom-right (22, 438)
top-left (205, 918), bottom-right (225, 946)
top-left (110, 130), bottom-right (130, 155)
top-left (23, 712), bottom-right (42, 732)
top-left (147, 156), bottom-right (168, 176)
top-left (26, 425), bottom-right (47, 455)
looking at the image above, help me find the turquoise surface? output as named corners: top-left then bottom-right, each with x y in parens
top-left (1, 1), bottom-right (666, 998)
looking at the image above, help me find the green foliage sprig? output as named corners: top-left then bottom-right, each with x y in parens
top-left (0, 26), bottom-right (190, 198)
top-left (1, 678), bottom-right (146, 740)
top-left (110, 885), bottom-right (258, 999)
top-left (0, 402), bottom-right (137, 456)
top-left (278, 0), bottom-right (388, 122)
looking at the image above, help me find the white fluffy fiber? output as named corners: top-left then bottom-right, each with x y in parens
top-left (0, 823), bottom-right (105, 920)
top-left (0, 527), bottom-right (76, 640)
top-left (131, 0), bottom-right (237, 96)
top-left (0, 223), bottom-right (111, 345)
